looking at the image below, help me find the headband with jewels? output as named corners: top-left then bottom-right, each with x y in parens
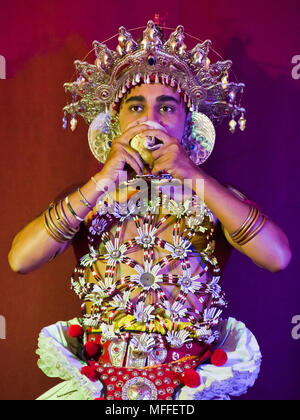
top-left (62, 21), bottom-right (246, 163)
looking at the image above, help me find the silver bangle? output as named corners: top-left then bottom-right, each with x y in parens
top-left (46, 207), bottom-right (74, 240)
top-left (77, 187), bottom-right (94, 211)
top-left (91, 176), bottom-right (103, 192)
top-left (52, 202), bottom-right (79, 235)
top-left (65, 196), bottom-right (85, 222)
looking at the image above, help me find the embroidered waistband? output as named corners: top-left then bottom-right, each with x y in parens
top-left (87, 332), bottom-right (210, 368)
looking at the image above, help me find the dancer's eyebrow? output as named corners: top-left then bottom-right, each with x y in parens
top-left (125, 95), bottom-right (179, 104)
top-left (156, 95), bottom-right (179, 104)
top-left (125, 95), bottom-right (145, 103)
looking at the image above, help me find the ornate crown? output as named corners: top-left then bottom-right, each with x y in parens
top-left (63, 21), bottom-right (246, 134)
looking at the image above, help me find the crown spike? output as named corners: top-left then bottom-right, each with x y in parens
top-left (93, 41), bottom-right (115, 70)
top-left (140, 20), bottom-right (163, 51)
top-left (117, 26), bottom-right (138, 56)
top-left (165, 25), bottom-right (187, 56)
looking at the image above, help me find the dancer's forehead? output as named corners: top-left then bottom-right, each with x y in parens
top-left (120, 83), bottom-right (184, 108)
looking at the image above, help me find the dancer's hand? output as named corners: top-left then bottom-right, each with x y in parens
top-left (143, 129), bottom-right (199, 180)
top-left (99, 121), bottom-right (150, 184)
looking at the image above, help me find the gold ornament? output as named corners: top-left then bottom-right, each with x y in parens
top-left (63, 21), bottom-right (246, 133)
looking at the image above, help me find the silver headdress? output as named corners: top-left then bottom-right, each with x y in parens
top-left (63, 21), bottom-right (246, 165)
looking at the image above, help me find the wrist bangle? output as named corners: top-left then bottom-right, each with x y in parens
top-left (234, 208), bottom-right (260, 244)
top-left (238, 215), bottom-right (267, 246)
top-left (43, 212), bottom-right (67, 244)
top-left (231, 206), bottom-right (256, 239)
top-left (59, 200), bottom-right (74, 227)
top-left (53, 202), bottom-right (79, 235)
top-left (47, 207), bottom-right (75, 240)
top-left (65, 196), bottom-right (85, 222)
top-left (77, 187), bottom-right (94, 211)
top-left (91, 176), bottom-right (105, 193)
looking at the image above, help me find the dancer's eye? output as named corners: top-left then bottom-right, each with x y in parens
top-left (129, 105), bottom-right (144, 113)
top-left (159, 105), bottom-right (175, 114)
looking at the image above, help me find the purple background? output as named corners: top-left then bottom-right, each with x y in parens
top-left (0, 0), bottom-right (299, 400)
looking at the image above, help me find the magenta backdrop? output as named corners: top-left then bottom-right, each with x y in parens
top-left (0, 0), bottom-right (299, 400)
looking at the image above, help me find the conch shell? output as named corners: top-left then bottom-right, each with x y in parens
top-left (130, 121), bottom-right (166, 166)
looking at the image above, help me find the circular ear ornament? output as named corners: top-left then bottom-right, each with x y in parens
top-left (182, 112), bottom-right (216, 166)
top-left (88, 112), bottom-right (121, 163)
top-left (89, 111), bottom-right (215, 166)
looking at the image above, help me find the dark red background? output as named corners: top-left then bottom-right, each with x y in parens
top-left (0, 0), bottom-right (299, 400)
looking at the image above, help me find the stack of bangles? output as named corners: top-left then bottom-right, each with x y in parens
top-left (230, 205), bottom-right (267, 246)
top-left (43, 188), bottom-right (94, 244)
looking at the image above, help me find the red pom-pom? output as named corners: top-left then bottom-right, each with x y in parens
top-left (182, 369), bottom-right (201, 388)
top-left (81, 366), bottom-right (98, 382)
top-left (84, 342), bottom-right (101, 358)
top-left (211, 349), bottom-right (228, 367)
top-left (68, 324), bottom-right (84, 338)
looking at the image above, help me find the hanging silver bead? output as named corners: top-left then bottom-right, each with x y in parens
top-left (238, 114), bottom-right (246, 131)
top-left (70, 116), bottom-right (78, 131)
top-left (229, 118), bottom-right (237, 133)
top-left (62, 113), bottom-right (68, 129)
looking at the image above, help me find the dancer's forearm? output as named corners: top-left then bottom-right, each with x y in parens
top-left (8, 173), bottom-right (111, 274)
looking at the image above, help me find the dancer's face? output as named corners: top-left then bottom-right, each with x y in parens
top-left (118, 83), bottom-right (187, 140)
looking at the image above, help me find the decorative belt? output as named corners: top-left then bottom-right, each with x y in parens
top-left (81, 332), bottom-right (213, 400)
top-left (87, 332), bottom-right (209, 368)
